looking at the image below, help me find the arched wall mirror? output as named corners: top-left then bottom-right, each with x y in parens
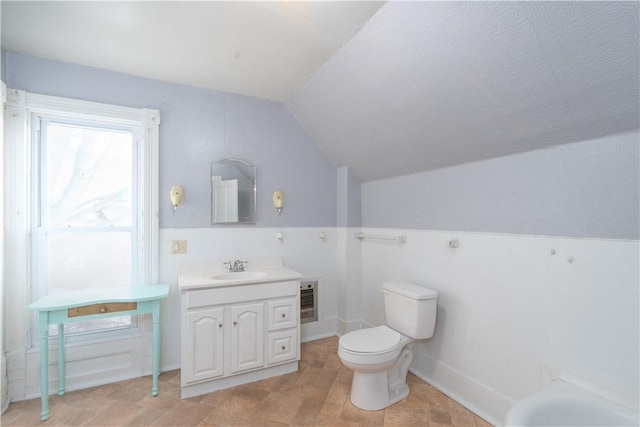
top-left (211, 159), bottom-right (256, 224)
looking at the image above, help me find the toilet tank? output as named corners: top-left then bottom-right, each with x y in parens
top-left (383, 281), bottom-right (438, 339)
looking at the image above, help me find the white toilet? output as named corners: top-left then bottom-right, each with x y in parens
top-left (338, 281), bottom-right (438, 410)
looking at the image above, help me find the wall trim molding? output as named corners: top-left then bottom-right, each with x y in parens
top-left (301, 318), bottom-right (337, 343)
top-left (410, 352), bottom-right (507, 427)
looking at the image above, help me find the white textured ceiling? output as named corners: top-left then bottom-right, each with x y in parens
top-left (287, 1), bottom-right (640, 181)
top-left (1, 1), bottom-right (383, 102)
top-left (3, 2), bottom-right (639, 182)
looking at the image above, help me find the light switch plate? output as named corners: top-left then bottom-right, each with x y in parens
top-left (171, 240), bottom-right (187, 254)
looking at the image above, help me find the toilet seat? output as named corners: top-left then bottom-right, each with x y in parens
top-left (339, 326), bottom-right (403, 358)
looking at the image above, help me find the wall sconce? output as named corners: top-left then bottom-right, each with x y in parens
top-left (170, 185), bottom-right (184, 210)
top-left (272, 190), bottom-right (283, 214)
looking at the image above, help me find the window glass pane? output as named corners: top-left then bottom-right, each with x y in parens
top-left (46, 232), bottom-right (132, 294)
top-left (49, 317), bottom-right (132, 337)
top-left (45, 123), bottom-right (133, 227)
top-left (45, 232), bottom-right (133, 335)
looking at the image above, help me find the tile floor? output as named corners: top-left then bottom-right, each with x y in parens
top-left (2, 337), bottom-right (493, 426)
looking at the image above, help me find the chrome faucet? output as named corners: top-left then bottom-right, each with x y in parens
top-left (224, 260), bottom-right (247, 272)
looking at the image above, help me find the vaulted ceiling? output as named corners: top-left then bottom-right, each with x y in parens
top-left (3, 1), bottom-right (638, 182)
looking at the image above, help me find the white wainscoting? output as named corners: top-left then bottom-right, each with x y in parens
top-left (358, 228), bottom-right (639, 425)
top-left (9, 225), bottom-right (637, 427)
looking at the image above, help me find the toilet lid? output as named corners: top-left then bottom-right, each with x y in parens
top-left (339, 326), bottom-right (401, 353)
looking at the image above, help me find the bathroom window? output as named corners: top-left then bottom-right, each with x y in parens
top-left (36, 121), bottom-right (137, 335)
top-left (26, 94), bottom-right (160, 339)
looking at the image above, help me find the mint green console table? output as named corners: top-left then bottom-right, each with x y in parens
top-left (28, 285), bottom-right (169, 421)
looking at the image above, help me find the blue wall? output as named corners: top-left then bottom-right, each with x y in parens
top-left (5, 53), bottom-right (338, 228)
top-left (363, 131), bottom-right (640, 239)
top-left (7, 52), bottom-right (637, 238)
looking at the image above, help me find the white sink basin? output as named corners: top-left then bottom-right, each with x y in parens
top-left (208, 271), bottom-right (268, 281)
top-left (179, 258), bottom-right (302, 289)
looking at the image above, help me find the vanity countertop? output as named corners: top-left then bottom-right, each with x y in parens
top-left (178, 257), bottom-right (302, 290)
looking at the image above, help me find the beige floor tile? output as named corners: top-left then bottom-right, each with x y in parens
top-left (255, 391), bottom-right (305, 424)
top-left (50, 402), bottom-right (96, 427)
top-left (230, 383), bottom-right (271, 402)
top-left (126, 406), bottom-right (166, 427)
top-left (427, 386), bottom-right (453, 410)
top-left (429, 407), bottom-right (453, 424)
top-left (2, 336), bottom-right (493, 427)
top-left (292, 367), bottom-right (337, 402)
top-left (243, 416), bottom-right (289, 427)
top-left (252, 374), bottom-right (283, 392)
top-left (289, 398), bottom-right (324, 426)
top-left (103, 382), bottom-right (156, 405)
top-left (449, 401), bottom-right (477, 426)
top-left (325, 380), bottom-right (350, 405)
top-left (383, 401), bottom-right (429, 426)
top-left (153, 400), bottom-right (214, 426)
top-left (64, 392), bottom-right (120, 414)
top-left (85, 401), bottom-right (149, 426)
top-left (136, 392), bottom-right (181, 411)
top-left (407, 372), bottom-right (424, 384)
top-left (339, 399), bottom-right (385, 426)
top-left (199, 395), bottom-right (259, 426)
top-left (272, 371), bottom-right (301, 393)
top-left (335, 365), bottom-right (354, 383)
top-left (323, 354), bottom-right (343, 371)
top-left (404, 382), bottom-right (433, 407)
top-left (474, 414), bottom-right (494, 427)
top-left (318, 402), bottom-right (343, 419)
top-left (314, 412), bottom-right (361, 427)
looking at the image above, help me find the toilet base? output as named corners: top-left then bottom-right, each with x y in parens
top-left (351, 370), bottom-right (390, 410)
top-left (349, 346), bottom-right (414, 411)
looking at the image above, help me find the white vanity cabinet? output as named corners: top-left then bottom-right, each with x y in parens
top-left (229, 302), bottom-right (264, 373)
top-left (180, 277), bottom-right (300, 399)
top-left (184, 306), bottom-right (225, 383)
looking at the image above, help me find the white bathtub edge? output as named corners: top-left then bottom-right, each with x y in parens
top-left (557, 370), bottom-right (639, 412)
top-left (505, 380), bottom-right (640, 427)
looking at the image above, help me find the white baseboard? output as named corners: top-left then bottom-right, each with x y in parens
top-left (301, 318), bottom-right (338, 342)
top-left (335, 317), bottom-right (372, 336)
top-left (411, 350), bottom-right (509, 426)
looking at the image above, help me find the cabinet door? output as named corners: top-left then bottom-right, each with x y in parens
top-left (230, 302), bottom-right (264, 373)
top-left (184, 307), bottom-right (225, 384)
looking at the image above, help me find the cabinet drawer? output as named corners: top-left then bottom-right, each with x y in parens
top-left (267, 329), bottom-right (298, 365)
top-left (185, 281), bottom-right (298, 309)
top-left (68, 302), bottom-right (137, 317)
top-left (267, 298), bottom-right (297, 331)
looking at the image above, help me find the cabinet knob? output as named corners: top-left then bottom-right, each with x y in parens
top-left (218, 324), bottom-right (223, 328)
top-left (100, 307), bottom-right (107, 313)
top-left (281, 313), bottom-right (286, 318)
top-left (233, 321), bottom-right (237, 326)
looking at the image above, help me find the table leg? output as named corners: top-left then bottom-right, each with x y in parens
top-left (57, 324), bottom-right (65, 396)
top-left (151, 301), bottom-right (161, 396)
top-left (38, 314), bottom-right (50, 421)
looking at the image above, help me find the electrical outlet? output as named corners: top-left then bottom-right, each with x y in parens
top-left (171, 240), bottom-right (187, 254)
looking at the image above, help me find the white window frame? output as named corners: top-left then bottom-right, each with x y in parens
top-left (5, 90), bottom-right (159, 348)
